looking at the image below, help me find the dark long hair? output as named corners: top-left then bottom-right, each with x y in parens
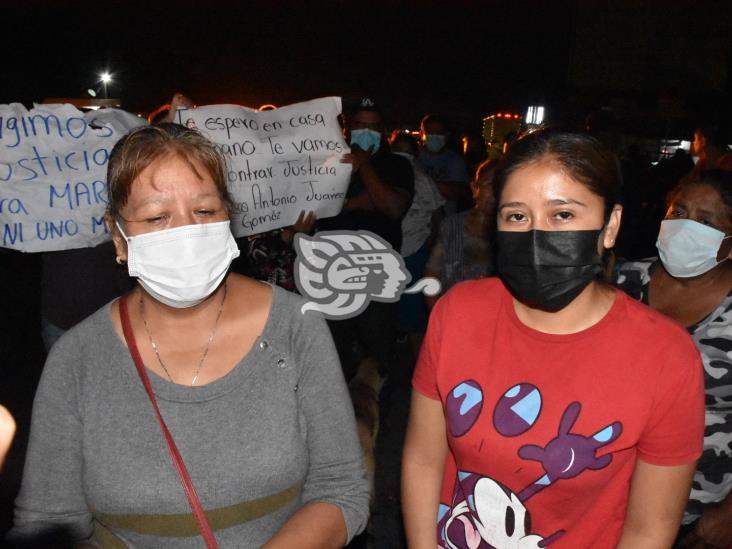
top-left (492, 130), bottom-right (623, 221)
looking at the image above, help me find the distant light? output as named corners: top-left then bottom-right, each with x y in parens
top-left (99, 72), bottom-right (113, 99)
top-left (497, 113), bottom-right (503, 118)
top-left (526, 105), bottom-right (545, 125)
top-left (87, 89), bottom-right (97, 97)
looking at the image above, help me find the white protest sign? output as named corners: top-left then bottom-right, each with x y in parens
top-left (174, 96), bottom-right (351, 237)
top-left (0, 103), bottom-right (145, 252)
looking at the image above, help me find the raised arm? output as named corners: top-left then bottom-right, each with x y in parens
top-left (342, 147), bottom-right (413, 219)
top-left (280, 210), bottom-right (317, 244)
top-left (402, 390), bottom-right (449, 549)
top-left (164, 92), bottom-right (195, 123)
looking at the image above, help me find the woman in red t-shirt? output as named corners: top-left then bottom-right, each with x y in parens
top-left (402, 131), bottom-right (705, 548)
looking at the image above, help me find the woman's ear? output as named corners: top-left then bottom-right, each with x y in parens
top-left (602, 204), bottom-right (623, 250)
top-left (106, 213), bottom-right (128, 264)
top-left (721, 237), bottom-right (732, 262)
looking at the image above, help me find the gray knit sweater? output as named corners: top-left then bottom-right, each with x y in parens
top-left (10, 285), bottom-right (369, 548)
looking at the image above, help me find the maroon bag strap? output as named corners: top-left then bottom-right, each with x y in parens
top-left (119, 293), bottom-right (219, 549)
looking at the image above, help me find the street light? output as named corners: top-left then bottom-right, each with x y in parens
top-left (100, 72), bottom-right (112, 98)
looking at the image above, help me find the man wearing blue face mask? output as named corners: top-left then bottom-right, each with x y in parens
top-left (317, 98), bottom-right (415, 381)
top-left (319, 97), bottom-right (414, 253)
top-left (416, 113), bottom-right (470, 214)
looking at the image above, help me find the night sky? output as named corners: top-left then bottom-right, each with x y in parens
top-left (4, 1), bottom-right (731, 133)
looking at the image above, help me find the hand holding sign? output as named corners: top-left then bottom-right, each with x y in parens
top-left (341, 144), bottom-right (373, 173)
top-left (164, 93), bottom-right (195, 123)
top-left (281, 210), bottom-right (317, 243)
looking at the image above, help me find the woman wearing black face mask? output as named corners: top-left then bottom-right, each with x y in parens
top-left (402, 131), bottom-right (705, 549)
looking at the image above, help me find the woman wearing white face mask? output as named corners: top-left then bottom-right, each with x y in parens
top-left (617, 169), bottom-right (732, 549)
top-left (10, 124), bottom-right (368, 549)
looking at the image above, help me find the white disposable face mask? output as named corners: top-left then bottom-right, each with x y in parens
top-left (656, 219), bottom-right (731, 278)
top-left (117, 220), bottom-right (240, 308)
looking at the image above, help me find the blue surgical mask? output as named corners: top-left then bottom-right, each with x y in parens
top-left (350, 129), bottom-right (381, 154)
top-left (424, 134), bottom-right (446, 153)
top-left (656, 219), bottom-right (731, 278)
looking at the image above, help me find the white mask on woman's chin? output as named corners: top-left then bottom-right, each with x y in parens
top-left (656, 219), bottom-right (731, 278)
top-left (117, 220), bottom-right (240, 308)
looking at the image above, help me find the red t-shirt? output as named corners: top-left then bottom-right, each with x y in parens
top-left (413, 278), bottom-right (705, 549)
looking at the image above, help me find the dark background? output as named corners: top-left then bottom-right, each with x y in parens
top-left (1, 1), bottom-right (732, 545)
top-left (4, 0), bottom-right (731, 136)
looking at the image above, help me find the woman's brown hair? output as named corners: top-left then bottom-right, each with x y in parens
top-left (106, 122), bottom-right (233, 218)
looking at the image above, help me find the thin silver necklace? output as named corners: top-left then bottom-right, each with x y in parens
top-left (139, 283), bottom-right (227, 386)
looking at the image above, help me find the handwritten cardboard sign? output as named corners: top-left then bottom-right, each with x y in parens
top-left (0, 103), bottom-right (145, 252)
top-left (0, 97), bottom-right (350, 252)
top-left (174, 96), bottom-right (351, 237)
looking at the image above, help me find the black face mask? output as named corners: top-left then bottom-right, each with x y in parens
top-left (496, 230), bottom-right (603, 312)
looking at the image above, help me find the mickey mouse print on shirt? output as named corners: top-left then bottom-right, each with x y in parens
top-left (437, 381), bottom-right (622, 549)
